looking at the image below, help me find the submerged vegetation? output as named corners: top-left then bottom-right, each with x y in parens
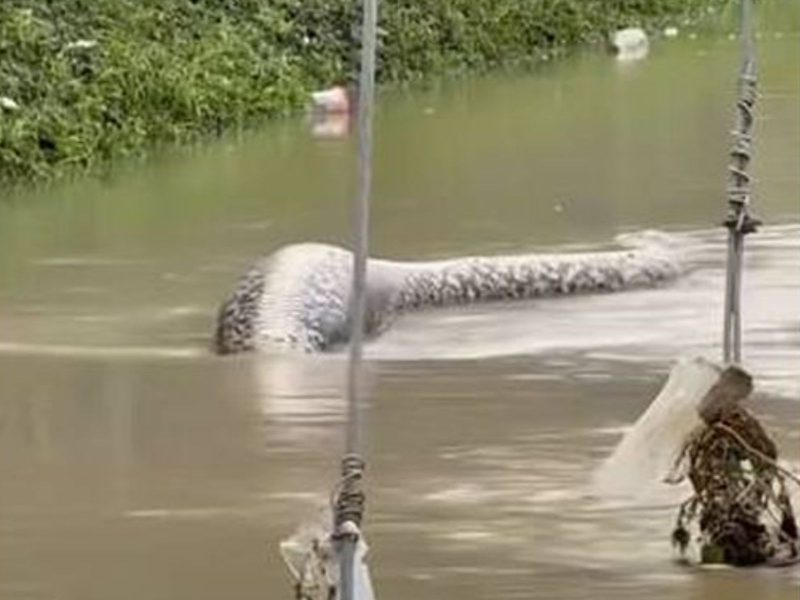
top-left (0, 0), bottom-right (725, 185)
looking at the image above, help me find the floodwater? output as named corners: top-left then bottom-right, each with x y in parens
top-left (1, 10), bottom-right (799, 600)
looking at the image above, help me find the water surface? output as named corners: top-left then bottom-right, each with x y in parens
top-left (1, 15), bottom-right (799, 600)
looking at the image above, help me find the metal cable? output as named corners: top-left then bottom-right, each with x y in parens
top-left (723, 0), bottom-right (760, 364)
top-left (337, 0), bottom-right (378, 598)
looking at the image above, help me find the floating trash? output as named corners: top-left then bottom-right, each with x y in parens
top-left (65, 39), bottom-right (98, 51)
top-left (611, 28), bottom-right (649, 61)
top-left (0, 96), bottom-right (20, 111)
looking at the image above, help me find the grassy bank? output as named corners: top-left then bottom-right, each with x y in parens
top-left (0, 0), bottom-right (724, 185)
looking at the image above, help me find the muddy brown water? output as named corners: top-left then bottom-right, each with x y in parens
top-left (1, 11), bottom-right (799, 600)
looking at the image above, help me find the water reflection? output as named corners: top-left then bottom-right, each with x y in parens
top-left (311, 112), bottom-right (351, 139)
top-left (252, 354), bottom-right (347, 425)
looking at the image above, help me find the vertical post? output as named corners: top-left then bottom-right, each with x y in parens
top-left (339, 0), bottom-right (378, 598)
top-left (347, 0), bottom-right (378, 465)
top-left (722, 0), bottom-right (758, 365)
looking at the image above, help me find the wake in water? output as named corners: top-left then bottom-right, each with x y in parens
top-left (214, 230), bottom-right (683, 354)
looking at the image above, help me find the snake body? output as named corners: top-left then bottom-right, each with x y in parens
top-left (214, 233), bottom-right (682, 353)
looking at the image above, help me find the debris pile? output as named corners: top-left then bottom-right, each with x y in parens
top-left (668, 367), bottom-right (799, 566)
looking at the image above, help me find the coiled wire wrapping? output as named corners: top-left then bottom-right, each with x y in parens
top-left (333, 454), bottom-right (367, 531)
top-left (722, 0), bottom-right (761, 365)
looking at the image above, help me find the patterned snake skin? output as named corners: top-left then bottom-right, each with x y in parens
top-left (214, 233), bottom-right (683, 354)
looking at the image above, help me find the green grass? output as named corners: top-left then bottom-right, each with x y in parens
top-left (0, 0), bottom-right (725, 186)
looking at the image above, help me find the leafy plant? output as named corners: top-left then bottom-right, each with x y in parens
top-left (0, 0), bottom-right (727, 186)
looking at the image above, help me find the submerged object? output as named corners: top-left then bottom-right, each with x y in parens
top-left (668, 366), bottom-right (799, 566)
top-left (214, 232), bottom-right (683, 354)
top-left (611, 27), bottom-right (650, 61)
top-left (593, 358), bottom-right (799, 566)
top-left (310, 86), bottom-right (351, 114)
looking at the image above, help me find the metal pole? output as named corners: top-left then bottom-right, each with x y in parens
top-left (722, 0), bottom-right (759, 365)
top-left (347, 0), bottom-right (378, 464)
top-left (339, 0), bottom-right (378, 597)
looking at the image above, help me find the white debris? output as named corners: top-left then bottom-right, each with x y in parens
top-left (611, 27), bottom-right (649, 61)
top-left (65, 39), bottom-right (98, 51)
top-left (310, 86), bottom-right (350, 114)
top-left (0, 96), bottom-right (19, 111)
top-left (592, 356), bottom-right (722, 500)
top-left (664, 26), bottom-right (679, 38)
